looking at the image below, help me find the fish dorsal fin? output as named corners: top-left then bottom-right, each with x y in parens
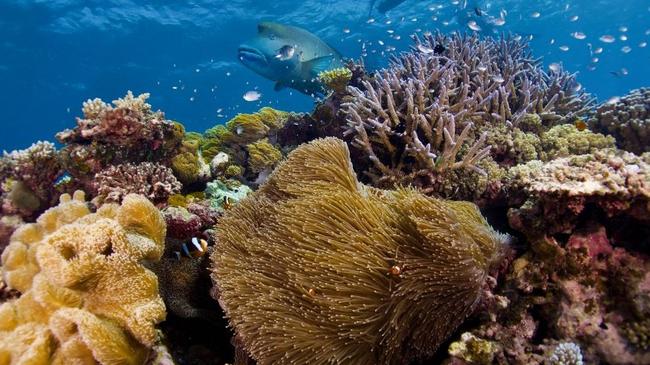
top-left (303, 55), bottom-right (338, 75)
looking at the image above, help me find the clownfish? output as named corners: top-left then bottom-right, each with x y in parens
top-left (174, 237), bottom-right (208, 260)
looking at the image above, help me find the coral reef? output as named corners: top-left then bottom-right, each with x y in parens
top-left (342, 32), bottom-right (593, 195)
top-left (318, 67), bottom-right (353, 94)
top-left (211, 138), bottom-right (508, 364)
top-left (548, 342), bottom-right (584, 365)
top-left (0, 141), bottom-right (64, 218)
top-left (201, 107), bottom-right (289, 184)
top-left (94, 162), bottom-right (182, 204)
top-left (56, 91), bottom-right (184, 192)
top-left (588, 88), bottom-right (650, 154)
top-left (508, 149), bottom-right (649, 236)
top-left (204, 179), bottom-right (251, 213)
top-left (0, 191), bottom-right (167, 364)
top-left (162, 202), bottom-right (219, 240)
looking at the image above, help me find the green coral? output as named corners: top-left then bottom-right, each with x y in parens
top-left (205, 179), bottom-right (252, 212)
top-left (224, 165), bottom-right (243, 178)
top-left (246, 139), bottom-right (282, 174)
top-left (448, 332), bottom-right (499, 365)
top-left (171, 151), bottom-right (201, 185)
top-left (318, 67), bottom-right (353, 93)
top-left (623, 319), bottom-right (650, 351)
top-left (540, 124), bottom-right (616, 160)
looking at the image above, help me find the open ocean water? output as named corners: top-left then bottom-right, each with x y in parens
top-left (0, 0), bottom-right (648, 151)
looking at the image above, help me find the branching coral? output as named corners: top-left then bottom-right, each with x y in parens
top-left (56, 91), bottom-right (183, 192)
top-left (0, 141), bottom-right (64, 216)
top-left (548, 342), bottom-right (584, 365)
top-left (343, 32), bottom-right (593, 192)
top-left (588, 88), bottom-right (650, 154)
top-left (94, 162), bottom-right (182, 204)
top-left (0, 191), bottom-right (167, 364)
top-left (211, 137), bottom-right (508, 365)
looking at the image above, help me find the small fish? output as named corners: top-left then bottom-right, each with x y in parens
top-left (621, 46), bottom-right (631, 53)
top-left (559, 45), bottom-right (570, 51)
top-left (606, 96), bottom-right (621, 105)
top-left (174, 237), bottom-right (209, 260)
top-left (599, 35), bottom-right (616, 43)
top-left (574, 119), bottom-right (587, 131)
top-left (531, 11), bottom-right (541, 18)
top-left (610, 68), bottom-right (629, 77)
top-left (569, 15), bottom-right (579, 22)
top-left (619, 26), bottom-right (628, 32)
top-left (571, 32), bottom-right (586, 40)
top-left (474, 7), bottom-right (482, 16)
top-left (594, 47), bottom-right (603, 54)
top-left (492, 75), bottom-right (505, 83)
top-left (53, 172), bottom-right (72, 188)
top-left (222, 196), bottom-right (234, 210)
top-left (548, 63), bottom-right (561, 72)
top-left (619, 34), bottom-right (628, 41)
top-left (433, 44), bottom-right (446, 54)
top-left (492, 18), bottom-right (506, 26)
top-left (243, 90), bottom-right (262, 102)
top-left (275, 45), bottom-right (296, 60)
top-left (417, 44), bottom-right (434, 54)
top-left (639, 42), bottom-right (647, 48)
top-left (467, 20), bottom-right (482, 32)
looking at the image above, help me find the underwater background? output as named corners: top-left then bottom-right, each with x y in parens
top-left (1, 0), bottom-right (649, 151)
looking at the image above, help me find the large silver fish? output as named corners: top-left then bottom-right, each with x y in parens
top-left (238, 22), bottom-right (343, 96)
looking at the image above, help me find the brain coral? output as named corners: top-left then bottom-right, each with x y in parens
top-left (211, 137), bottom-right (508, 365)
top-left (0, 191), bottom-right (167, 365)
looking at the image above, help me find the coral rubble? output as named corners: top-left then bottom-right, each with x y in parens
top-left (0, 191), bottom-right (167, 364)
top-left (211, 138), bottom-right (508, 364)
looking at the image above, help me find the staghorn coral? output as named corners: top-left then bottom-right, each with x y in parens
top-left (0, 191), bottom-right (167, 364)
top-left (211, 137), bottom-right (508, 365)
top-left (508, 149), bottom-right (649, 236)
top-left (56, 91), bottom-right (183, 193)
top-left (94, 162), bottom-right (182, 204)
top-left (588, 88), bottom-right (650, 154)
top-left (343, 32), bottom-right (593, 194)
top-left (318, 67), bottom-right (353, 94)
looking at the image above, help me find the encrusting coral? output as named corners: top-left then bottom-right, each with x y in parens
top-left (94, 162), bottom-right (182, 204)
top-left (211, 137), bottom-right (508, 365)
top-left (0, 191), bottom-right (167, 364)
top-left (588, 87), bottom-right (649, 154)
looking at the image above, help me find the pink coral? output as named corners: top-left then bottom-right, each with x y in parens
top-left (94, 162), bottom-right (181, 204)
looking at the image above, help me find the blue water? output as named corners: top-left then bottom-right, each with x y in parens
top-left (1, 0), bottom-right (648, 151)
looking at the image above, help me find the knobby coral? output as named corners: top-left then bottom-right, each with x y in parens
top-left (0, 191), bottom-right (167, 364)
top-left (56, 91), bottom-right (183, 191)
top-left (588, 87), bottom-right (650, 154)
top-left (211, 137), bottom-right (508, 365)
top-left (94, 162), bottom-right (182, 204)
top-left (343, 32), bottom-right (592, 194)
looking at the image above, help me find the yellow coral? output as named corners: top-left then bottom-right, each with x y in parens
top-left (222, 107), bottom-right (289, 145)
top-left (0, 192), bottom-right (166, 365)
top-left (318, 67), bottom-right (353, 93)
top-left (246, 139), bottom-right (282, 174)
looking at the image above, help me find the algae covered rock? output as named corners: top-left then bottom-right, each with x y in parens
top-left (211, 137), bottom-right (509, 365)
